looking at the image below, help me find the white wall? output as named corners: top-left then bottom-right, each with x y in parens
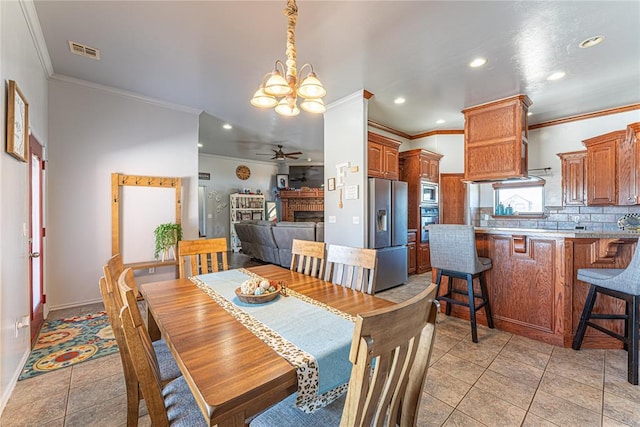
top-left (47, 77), bottom-right (199, 309)
top-left (405, 134), bottom-right (465, 174)
top-left (0, 0), bottom-right (49, 411)
top-left (324, 91), bottom-right (368, 247)
top-left (198, 154), bottom-right (278, 240)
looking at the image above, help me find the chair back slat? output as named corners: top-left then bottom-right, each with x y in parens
top-left (120, 304), bottom-right (170, 426)
top-left (178, 238), bottom-right (228, 278)
top-left (290, 239), bottom-right (326, 278)
top-left (340, 283), bottom-right (438, 427)
top-left (118, 268), bottom-right (161, 374)
top-left (325, 244), bottom-right (377, 294)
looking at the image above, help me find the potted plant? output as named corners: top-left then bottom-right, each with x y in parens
top-left (153, 223), bottom-right (183, 261)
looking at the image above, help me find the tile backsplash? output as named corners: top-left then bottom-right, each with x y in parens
top-left (473, 205), bottom-right (640, 231)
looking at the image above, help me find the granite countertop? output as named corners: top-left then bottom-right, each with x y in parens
top-left (474, 227), bottom-right (640, 239)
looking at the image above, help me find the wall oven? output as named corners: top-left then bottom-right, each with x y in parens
top-left (421, 181), bottom-right (438, 205)
top-left (420, 206), bottom-right (439, 242)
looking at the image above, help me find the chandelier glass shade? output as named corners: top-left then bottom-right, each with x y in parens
top-left (250, 0), bottom-right (326, 115)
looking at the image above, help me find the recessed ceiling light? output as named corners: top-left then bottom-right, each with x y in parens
top-left (547, 71), bottom-right (566, 81)
top-left (394, 97), bottom-right (406, 105)
top-left (527, 112), bottom-right (533, 116)
top-left (436, 119), bottom-right (445, 124)
top-left (197, 143), bottom-right (203, 148)
top-left (222, 123), bottom-right (232, 130)
top-left (579, 35), bottom-right (605, 49)
top-left (307, 158), bottom-right (312, 162)
top-left (469, 58), bottom-right (487, 68)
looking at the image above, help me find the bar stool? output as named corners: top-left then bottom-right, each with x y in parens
top-left (572, 241), bottom-right (640, 385)
top-left (428, 224), bottom-right (494, 343)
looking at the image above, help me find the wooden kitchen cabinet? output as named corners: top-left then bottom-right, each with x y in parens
top-left (399, 149), bottom-right (443, 232)
top-left (440, 173), bottom-right (466, 223)
top-left (557, 150), bottom-right (587, 206)
top-left (618, 122), bottom-right (640, 205)
top-left (407, 230), bottom-right (417, 274)
top-left (420, 156), bottom-right (439, 183)
top-left (417, 243), bottom-right (431, 273)
top-left (583, 130), bottom-right (625, 206)
top-left (462, 95), bottom-right (531, 181)
top-left (367, 132), bottom-right (401, 180)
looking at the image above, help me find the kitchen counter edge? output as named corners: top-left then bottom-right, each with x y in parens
top-left (474, 227), bottom-right (640, 239)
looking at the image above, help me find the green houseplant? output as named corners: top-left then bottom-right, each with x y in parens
top-left (153, 223), bottom-right (183, 261)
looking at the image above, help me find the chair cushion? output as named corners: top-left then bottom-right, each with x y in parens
top-left (577, 268), bottom-right (623, 283)
top-left (250, 393), bottom-right (345, 427)
top-left (163, 376), bottom-right (208, 426)
top-left (153, 339), bottom-right (182, 382)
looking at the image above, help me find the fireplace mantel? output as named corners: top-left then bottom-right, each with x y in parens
top-left (279, 189), bottom-right (324, 222)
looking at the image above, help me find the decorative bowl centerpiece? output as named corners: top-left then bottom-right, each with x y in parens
top-left (235, 278), bottom-right (282, 304)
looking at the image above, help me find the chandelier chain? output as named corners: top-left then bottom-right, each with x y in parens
top-left (284, 0), bottom-right (298, 80)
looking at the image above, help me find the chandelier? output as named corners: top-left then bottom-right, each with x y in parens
top-left (250, 0), bottom-right (326, 116)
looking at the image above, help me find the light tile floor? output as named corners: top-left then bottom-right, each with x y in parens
top-left (2, 270), bottom-right (639, 426)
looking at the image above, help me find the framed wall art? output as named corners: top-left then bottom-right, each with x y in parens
top-left (327, 178), bottom-right (336, 191)
top-left (276, 174), bottom-right (289, 189)
top-left (6, 80), bottom-right (29, 162)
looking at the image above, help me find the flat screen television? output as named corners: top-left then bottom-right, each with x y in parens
top-left (288, 166), bottom-right (324, 189)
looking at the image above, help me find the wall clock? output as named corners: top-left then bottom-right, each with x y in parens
top-left (6, 80), bottom-right (29, 162)
top-left (236, 165), bottom-right (251, 180)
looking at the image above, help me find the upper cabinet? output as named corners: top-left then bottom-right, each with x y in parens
top-left (367, 132), bottom-right (402, 180)
top-left (557, 151), bottom-right (587, 206)
top-left (583, 130), bottom-right (625, 206)
top-left (619, 123), bottom-right (640, 205)
top-left (400, 149), bottom-right (442, 184)
top-left (462, 95), bottom-right (532, 181)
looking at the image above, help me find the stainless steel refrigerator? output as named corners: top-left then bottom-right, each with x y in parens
top-left (368, 178), bottom-right (409, 292)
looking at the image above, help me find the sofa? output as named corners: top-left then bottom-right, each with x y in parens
top-left (234, 220), bottom-right (324, 268)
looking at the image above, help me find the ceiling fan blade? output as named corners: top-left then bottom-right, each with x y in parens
top-left (285, 154), bottom-right (300, 159)
top-left (284, 151), bottom-right (302, 156)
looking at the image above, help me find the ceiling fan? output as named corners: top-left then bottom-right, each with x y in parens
top-left (256, 145), bottom-right (303, 161)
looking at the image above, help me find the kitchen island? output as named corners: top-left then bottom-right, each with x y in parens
top-left (437, 227), bottom-right (639, 348)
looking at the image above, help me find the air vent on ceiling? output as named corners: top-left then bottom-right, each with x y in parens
top-left (68, 40), bottom-right (100, 60)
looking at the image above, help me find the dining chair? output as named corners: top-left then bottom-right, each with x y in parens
top-left (324, 244), bottom-right (378, 294)
top-left (250, 283), bottom-right (439, 427)
top-left (178, 237), bottom-right (228, 278)
top-left (119, 301), bottom-right (207, 426)
top-left (290, 239), bottom-right (326, 278)
top-left (99, 273), bottom-right (181, 427)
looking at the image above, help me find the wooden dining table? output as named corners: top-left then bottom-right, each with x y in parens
top-left (140, 264), bottom-right (395, 427)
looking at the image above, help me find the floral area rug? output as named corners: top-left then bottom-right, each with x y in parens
top-left (19, 311), bottom-right (118, 380)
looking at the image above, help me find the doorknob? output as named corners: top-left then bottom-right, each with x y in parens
top-left (29, 252), bottom-right (40, 258)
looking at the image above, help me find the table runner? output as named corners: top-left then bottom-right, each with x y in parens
top-left (190, 269), bottom-right (356, 413)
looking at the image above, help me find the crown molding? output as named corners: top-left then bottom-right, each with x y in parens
top-left (369, 102), bottom-right (640, 138)
top-left (529, 103), bottom-right (640, 130)
top-left (50, 74), bottom-right (203, 115)
top-left (410, 129), bottom-right (464, 139)
top-left (367, 120), bottom-right (412, 139)
top-left (20, 0), bottom-right (54, 77)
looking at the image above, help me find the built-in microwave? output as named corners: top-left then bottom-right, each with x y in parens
top-left (421, 181), bottom-right (438, 205)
